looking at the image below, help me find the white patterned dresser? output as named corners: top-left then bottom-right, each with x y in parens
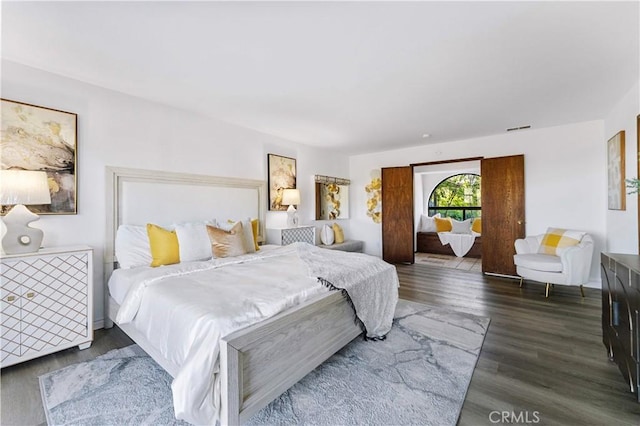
top-left (0, 246), bottom-right (93, 368)
top-left (266, 226), bottom-right (316, 245)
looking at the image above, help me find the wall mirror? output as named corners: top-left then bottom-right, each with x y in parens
top-left (315, 175), bottom-right (350, 220)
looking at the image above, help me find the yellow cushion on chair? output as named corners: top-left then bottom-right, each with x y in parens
top-left (146, 224), bottom-right (180, 267)
top-left (538, 228), bottom-right (585, 255)
top-left (434, 217), bottom-right (452, 232)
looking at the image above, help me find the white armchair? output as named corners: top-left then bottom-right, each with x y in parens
top-left (513, 232), bottom-right (594, 297)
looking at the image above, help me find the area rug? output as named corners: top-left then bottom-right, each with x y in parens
top-left (39, 300), bottom-right (490, 426)
top-left (415, 252), bottom-right (482, 272)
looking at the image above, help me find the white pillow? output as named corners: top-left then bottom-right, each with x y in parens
top-left (115, 225), bottom-right (152, 269)
top-left (451, 219), bottom-right (472, 234)
top-left (219, 218), bottom-right (256, 254)
top-left (419, 213), bottom-right (441, 232)
top-left (320, 224), bottom-right (335, 245)
top-left (175, 222), bottom-right (213, 262)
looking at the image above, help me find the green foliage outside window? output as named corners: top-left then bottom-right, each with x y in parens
top-left (428, 174), bottom-right (481, 221)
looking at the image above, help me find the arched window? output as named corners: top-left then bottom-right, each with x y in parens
top-left (428, 173), bottom-right (481, 221)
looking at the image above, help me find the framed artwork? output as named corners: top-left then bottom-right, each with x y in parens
top-left (607, 130), bottom-right (625, 210)
top-left (1, 99), bottom-right (78, 214)
top-left (267, 154), bottom-right (296, 211)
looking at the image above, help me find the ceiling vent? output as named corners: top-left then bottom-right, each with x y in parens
top-left (506, 125), bottom-right (531, 132)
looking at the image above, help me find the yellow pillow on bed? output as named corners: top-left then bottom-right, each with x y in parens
top-left (251, 219), bottom-right (260, 251)
top-left (434, 217), bottom-right (452, 232)
top-left (146, 223), bottom-right (180, 267)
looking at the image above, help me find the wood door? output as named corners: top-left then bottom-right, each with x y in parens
top-left (382, 166), bottom-right (414, 264)
top-left (481, 155), bottom-right (525, 275)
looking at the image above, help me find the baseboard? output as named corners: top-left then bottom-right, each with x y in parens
top-left (583, 278), bottom-right (601, 289)
top-left (93, 319), bottom-right (104, 330)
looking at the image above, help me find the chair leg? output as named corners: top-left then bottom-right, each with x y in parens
top-left (580, 285), bottom-right (585, 298)
top-left (545, 283), bottom-right (550, 298)
top-left (519, 277), bottom-right (524, 288)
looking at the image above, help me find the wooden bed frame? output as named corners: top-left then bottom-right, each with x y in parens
top-left (103, 167), bottom-right (362, 425)
top-left (416, 231), bottom-right (482, 258)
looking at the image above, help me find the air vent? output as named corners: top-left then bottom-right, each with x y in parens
top-left (506, 125), bottom-right (531, 132)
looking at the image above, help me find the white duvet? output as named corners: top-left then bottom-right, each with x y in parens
top-left (115, 245), bottom-right (329, 425)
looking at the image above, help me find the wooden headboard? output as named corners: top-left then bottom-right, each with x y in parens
top-left (104, 166), bottom-right (266, 279)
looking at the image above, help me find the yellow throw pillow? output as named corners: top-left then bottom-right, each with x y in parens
top-left (146, 223), bottom-right (180, 267)
top-left (538, 228), bottom-right (585, 255)
top-left (207, 222), bottom-right (247, 258)
top-left (251, 219), bottom-right (260, 251)
top-left (434, 217), bottom-right (452, 232)
top-left (332, 223), bottom-right (345, 244)
top-left (471, 218), bottom-right (482, 234)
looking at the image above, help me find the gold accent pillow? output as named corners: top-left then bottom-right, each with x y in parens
top-left (146, 223), bottom-right (180, 267)
top-left (207, 222), bottom-right (247, 258)
top-left (332, 223), bottom-right (345, 244)
top-left (434, 217), bottom-right (452, 232)
top-left (251, 219), bottom-right (260, 251)
top-left (471, 218), bottom-right (482, 234)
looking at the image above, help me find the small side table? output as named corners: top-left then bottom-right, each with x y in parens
top-left (266, 226), bottom-right (316, 245)
top-left (1, 245), bottom-right (94, 368)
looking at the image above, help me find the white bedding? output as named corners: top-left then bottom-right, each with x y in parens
top-left (112, 245), bottom-right (330, 425)
top-left (108, 245), bottom-right (281, 305)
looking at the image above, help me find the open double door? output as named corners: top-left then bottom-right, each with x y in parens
top-left (382, 154), bottom-right (525, 276)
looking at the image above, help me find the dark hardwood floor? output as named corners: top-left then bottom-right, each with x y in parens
top-left (397, 263), bottom-right (640, 426)
top-left (2, 263), bottom-right (639, 425)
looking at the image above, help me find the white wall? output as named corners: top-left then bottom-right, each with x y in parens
top-left (1, 60), bottom-right (349, 326)
top-left (604, 80), bottom-right (639, 254)
top-left (349, 120), bottom-right (606, 286)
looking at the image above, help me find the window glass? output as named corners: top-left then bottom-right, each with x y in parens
top-left (428, 174), bottom-right (481, 221)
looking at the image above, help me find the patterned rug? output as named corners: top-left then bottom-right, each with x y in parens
top-left (39, 300), bottom-right (490, 425)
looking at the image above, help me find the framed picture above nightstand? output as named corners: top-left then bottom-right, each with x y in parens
top-left (266, 226), bottom-right (316, 246)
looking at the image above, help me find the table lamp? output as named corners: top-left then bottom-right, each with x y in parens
top-left (0, 170), bottom-right (52, 254)
top-left (282, 188), bottom-right (300, 227)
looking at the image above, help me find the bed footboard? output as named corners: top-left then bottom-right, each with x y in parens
top-left (220, 290), bottom-right (362, 425)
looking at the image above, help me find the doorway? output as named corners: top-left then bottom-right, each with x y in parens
top-left (414, 159), bottom-right (482, 272)
top-left (382, 155), bottom-right (525, 276)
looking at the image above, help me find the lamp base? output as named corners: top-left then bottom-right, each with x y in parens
top-left (1, 204), bottom-right (44, 254)
top-left (286, 205), bottom-right (299, 227)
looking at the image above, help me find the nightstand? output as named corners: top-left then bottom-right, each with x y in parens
top-left (1, 246), bottom-right (93, 368)
top-left (266, 226), bottom-right (316, 245)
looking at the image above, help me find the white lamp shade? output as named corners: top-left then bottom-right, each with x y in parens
top-left (0, 170), bottom-right (52, 205)
top-left (282, 189), bottom-right (300, 206)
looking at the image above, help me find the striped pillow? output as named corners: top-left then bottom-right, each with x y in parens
top-left (538, 228), bottom-right (585, 255)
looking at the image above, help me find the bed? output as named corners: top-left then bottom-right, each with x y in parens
top-left (103, 167), bottom-right (398, 425)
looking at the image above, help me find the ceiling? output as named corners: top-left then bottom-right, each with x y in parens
top-left (2, 2), bottom-right (638, 154)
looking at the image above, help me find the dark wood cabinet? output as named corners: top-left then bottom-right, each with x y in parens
top-left (601, 253), bottom-right (640, 401)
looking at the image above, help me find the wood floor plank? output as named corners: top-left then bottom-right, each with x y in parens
top-left (1, 262), bottom-right (638, 426)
